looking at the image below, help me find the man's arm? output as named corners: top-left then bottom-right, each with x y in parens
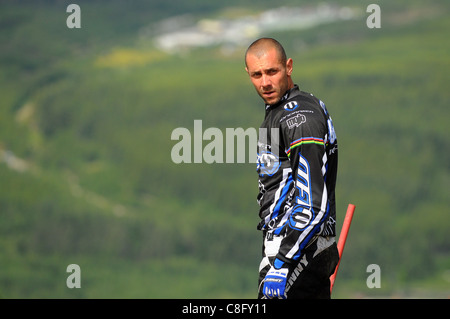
top-left (276, 100), bottom-right (331, 265)
top-left (262, 100), bottom-right (331, 299)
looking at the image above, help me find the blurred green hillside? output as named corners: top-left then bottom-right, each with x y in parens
top-left (0, 0), bottom-right (449, 298)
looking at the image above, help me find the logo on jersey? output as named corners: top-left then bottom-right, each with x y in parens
top-left (283, 101), bottom-right (298, 111)
top-left (288, 205), bottom-right (314, 230)
top-left (286, 114), bottom-right (306, 129)
top-left (256, 151), bottom-right (281, 176)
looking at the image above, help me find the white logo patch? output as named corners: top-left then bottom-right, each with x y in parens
top-left (284, 101), bottom-right (298, 111)
top-left (286, 114), bottom-right (306, 129)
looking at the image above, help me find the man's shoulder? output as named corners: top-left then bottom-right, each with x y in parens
top-left (275, 90), bottom-right (328, 133)
top-left (277, 91), bottom-right (324, 118)
top-left (291, 90), bottom-right (323, 110)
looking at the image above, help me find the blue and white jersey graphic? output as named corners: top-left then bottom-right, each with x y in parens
top-left (256, 85), bottom-right (338, 263)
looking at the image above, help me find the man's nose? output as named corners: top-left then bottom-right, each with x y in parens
top-left (261, 74), bottom-right (272, 87)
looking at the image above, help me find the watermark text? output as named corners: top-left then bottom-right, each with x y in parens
top-left (171, 120), bottom-right (274, 164)
top-left (366, 4), bottom-right (381, 29)
top-left (66, 4), bottom-right (81, 29)
top-left (66, 264), bottom-right (81, 288)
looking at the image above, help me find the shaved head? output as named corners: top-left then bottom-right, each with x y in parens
top-left (245, 38), bottom-right (287, 68)
top-left (244, 38), bottom-right (293, 105)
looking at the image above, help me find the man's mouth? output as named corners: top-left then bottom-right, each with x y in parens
top-left (263, 91), bottom-right (275, 97)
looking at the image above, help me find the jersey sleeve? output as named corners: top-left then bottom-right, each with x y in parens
top-left (276, 99), bottom-right (334, 263)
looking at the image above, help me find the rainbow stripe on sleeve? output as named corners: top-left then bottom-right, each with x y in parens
top-left (286, 137), bottom-right (325, 157)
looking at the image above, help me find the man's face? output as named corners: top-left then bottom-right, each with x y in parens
top-left (246, 48), bottom-right (293, 105)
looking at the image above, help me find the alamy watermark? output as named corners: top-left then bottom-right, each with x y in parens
top-left (66, 264), bottom-right (81, 288)
top-left (366, 263), bottom-right (381, 289)
top-left (65, 3), bottom-right (380, 31)
top-left (170, 120), bottom-right (280, 164)
top-left (366, 4), bottom-right (381, 29)
top-left (64, 262), bottom-right (379, 290)
top-left (66, 4), bottom-right (81, 29)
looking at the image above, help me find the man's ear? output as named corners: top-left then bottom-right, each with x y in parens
top-left (245, 67), bottom-right (249, 74)
top-left (286, 58), bottom-right (293, 76)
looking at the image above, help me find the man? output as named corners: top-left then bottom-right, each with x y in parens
top-left (245, 38), bottom-right (339, 299)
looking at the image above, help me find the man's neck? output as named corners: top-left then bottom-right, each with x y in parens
top-left (265, 85), bottom-right (299, 109)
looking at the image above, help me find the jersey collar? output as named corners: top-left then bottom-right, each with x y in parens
top-left (265, 85), bottom-right (300, 112)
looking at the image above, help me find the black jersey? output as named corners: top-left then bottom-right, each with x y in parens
top-left (256, 85), bottom-right (338, 264)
